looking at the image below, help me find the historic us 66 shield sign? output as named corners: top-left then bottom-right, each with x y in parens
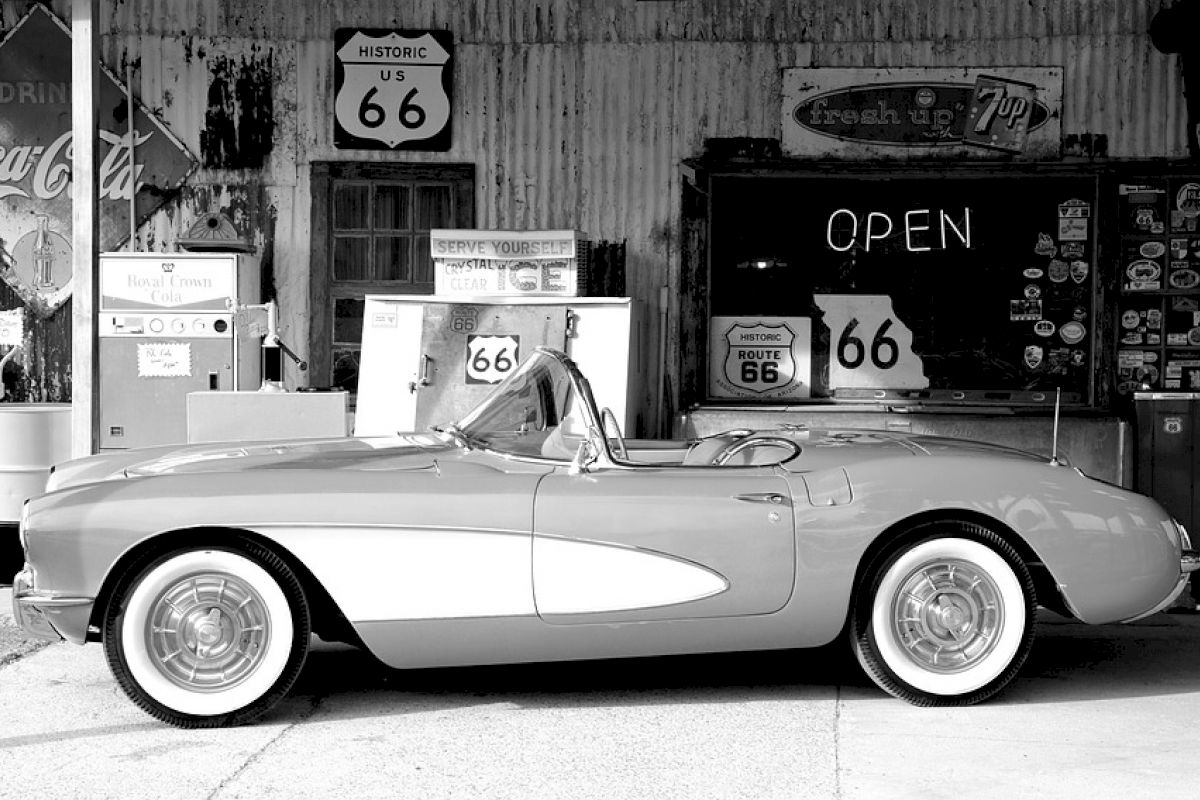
top-left (709, 317), bottom-right (812, 400)
top-left (334, 29), bottom-right (453, 151)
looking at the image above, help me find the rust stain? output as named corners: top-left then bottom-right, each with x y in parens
top-left (200, 49), bottom-right (276, 169)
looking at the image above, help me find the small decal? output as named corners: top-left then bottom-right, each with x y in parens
top-left (1024, 284), bottom-right (1042, 300)
top-left (1070, 260), bottom-right (1090, 284)
top-left (1059, 321), bottom-right (1086, 344)
top-left (369, 310), bottom-right (398, 328)
top-left (1010, 299), bottom-right (1042, 321)
top-left (1121, 332), bottom-right (1144, 345)
top-left (1147, 308), bottom-right (1163, 327)
top-left (1059, 198), bottom-right (1091, 218)
top-left (1141, 241), bottom-right (1167, 259)
top-left (1048, 259), bottom-right (1069, 283)
top-left (1169, 269), bottom-right (1200, 290)
top-left (1071, 349), bottom-right (1086, 367)
top-left (1127, 259), bottom-right (1160, 281)
top-left (1165, 416), bottom-right (1185, 435)
top-left (1034, 320), bottom-right (1056, 337)
top-left (1034, 233), bottom-right (1057, 256)
top-left (1172, 238), bottom-right (1190, 259)
top-left (1178, 183), bottom-right (1200, 219)
top-left (0, 308), bottom-right (22, 346)
top-left (1190, 327), bottom-right (1200, 347)
top-left (1023, 268), bottom-right (1044, 279)
top-left (1121, 310), bottom-right (1141, 329)
top-left (449, 306), bottom-right (479, 333)
top-left (1061, 242), bottom-right (1086, 259)
top-left (1023, 345), bottom-right (1044, 370)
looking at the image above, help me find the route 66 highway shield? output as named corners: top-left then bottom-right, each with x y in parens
top-left (723, 322), bottom-right (798, 394)
top-left (334, 29), bottom-right (453, 151)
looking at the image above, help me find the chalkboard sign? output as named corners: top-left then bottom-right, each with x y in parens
top-left (709, 172), bottom-right (1098, 404)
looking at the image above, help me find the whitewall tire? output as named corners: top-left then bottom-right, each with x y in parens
top-left (103, 541), bottom-right (310, 728)
top-left (851, 525), bottom-right (1036, 706)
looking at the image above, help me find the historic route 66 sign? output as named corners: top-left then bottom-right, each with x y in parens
top-left (334, 29), bottom-right (453, 151)
top-left (466, 334), bottom-right (519, 385)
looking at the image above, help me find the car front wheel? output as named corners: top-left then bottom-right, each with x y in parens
top-left (103, 541), bottom-right (310, 727)
top-left (851, 526), bottom-right (1035, 706)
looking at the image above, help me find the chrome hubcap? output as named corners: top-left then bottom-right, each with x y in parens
top-left (145, 572), bottom-right (271, 691)
top-left (890, 559), bottom-right (1003, 673)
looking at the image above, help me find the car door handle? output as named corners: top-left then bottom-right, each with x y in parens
top-left (733, 492), bottom-right (787, 505)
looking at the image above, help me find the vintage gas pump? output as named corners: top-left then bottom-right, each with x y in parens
top-left (97, 251), bottom-right (260, 449)
top-left (355, 230), bottom-right (641, 436)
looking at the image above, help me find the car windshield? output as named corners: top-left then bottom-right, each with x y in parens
top-left (452, 349), bottom-right (596, 461)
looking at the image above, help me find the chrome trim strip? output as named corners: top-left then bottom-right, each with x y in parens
top-left (15, 594), bottom-right (94, 608)
top-left (1182, 550), bottom-right (1200, 574)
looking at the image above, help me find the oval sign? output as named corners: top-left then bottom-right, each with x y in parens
top-left (1023, 268), bottom-right (1044, 279)
top-left (1169, 269), bottom-right (1200, 290)
top-left (1140, 241), bottom-right (1167, 258)
top-left (1034, 320), bottom-right (1056, 337)
top-left (1127, 259), bottom-right (1161, 281)
top-left (1060, 321), bottom-right (1086, 344)
top-left (791, 83), bottom-right (1050, 145)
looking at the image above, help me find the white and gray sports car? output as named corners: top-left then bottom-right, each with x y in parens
top-left (13, 347), bottom-right (1198, 726)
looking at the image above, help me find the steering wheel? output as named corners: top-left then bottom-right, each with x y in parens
top-left (600, 407), bottom-right (628, 460)
top-left (712, 436), bottom-right (800, 467)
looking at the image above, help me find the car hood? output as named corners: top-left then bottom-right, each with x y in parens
top-left (45, 433), bottom-right (455, 491)
top-left (779, 428), bottom-right (1049, 471)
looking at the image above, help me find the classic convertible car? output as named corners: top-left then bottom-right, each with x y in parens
top-left (12, 348), bottom-right (1199, 727)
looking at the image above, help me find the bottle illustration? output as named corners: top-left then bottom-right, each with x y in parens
top-left (33, 214), bottom-right (55, 289)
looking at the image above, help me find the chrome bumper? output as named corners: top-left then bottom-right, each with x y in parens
top-left (1183, 550), bottom-right (1200, 574)
top-left (11, 566), bottom-right (91, 642)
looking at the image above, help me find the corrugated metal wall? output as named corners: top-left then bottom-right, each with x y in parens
top-left (10, 0), bottom-right (1186, 427)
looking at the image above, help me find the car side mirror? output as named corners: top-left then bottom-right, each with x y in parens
top-left (568, 439), bottom-right (596, 476)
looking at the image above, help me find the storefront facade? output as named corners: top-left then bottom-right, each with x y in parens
top-left (0, 0), bottom-right (1194, 486)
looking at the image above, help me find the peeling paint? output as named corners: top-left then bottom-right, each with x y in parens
top-left (200, 50), bottom-right (276, 169)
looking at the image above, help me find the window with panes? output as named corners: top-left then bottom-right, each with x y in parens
top-left (310, 163), bottom-right (475, 397)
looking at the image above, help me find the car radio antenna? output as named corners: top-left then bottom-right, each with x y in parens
top-left (1049, 387), bottom-right (1063, 466)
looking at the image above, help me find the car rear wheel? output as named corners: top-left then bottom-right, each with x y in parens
top-left (850, 525), bottom-right (1035, 706)
top-left (103, 541), bottom-right (310, 728)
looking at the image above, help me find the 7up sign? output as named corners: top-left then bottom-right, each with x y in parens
top-left (334, 29), bottom-right (453, 151)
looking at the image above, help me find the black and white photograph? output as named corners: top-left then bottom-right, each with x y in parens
top-left (3, 1), bottom-right (1200, 797)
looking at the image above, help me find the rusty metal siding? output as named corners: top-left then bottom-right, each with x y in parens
top-left (7, 0), bottom-right (1187, 422)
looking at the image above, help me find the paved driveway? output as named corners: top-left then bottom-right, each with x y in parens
top-left (3, 588), bottom-right (1200, 800)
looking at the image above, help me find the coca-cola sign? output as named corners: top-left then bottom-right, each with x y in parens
top-left (0, 4), bottom-right (198, 316)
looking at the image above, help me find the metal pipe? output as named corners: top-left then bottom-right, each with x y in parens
top-left (126, 59), bottom-right (135, 251)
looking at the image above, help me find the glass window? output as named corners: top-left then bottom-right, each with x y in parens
top-left (315, 164), bottom-right (474, 398)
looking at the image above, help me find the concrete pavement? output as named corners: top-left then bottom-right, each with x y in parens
top-left (3, 586), bottom-right (1200, 800)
